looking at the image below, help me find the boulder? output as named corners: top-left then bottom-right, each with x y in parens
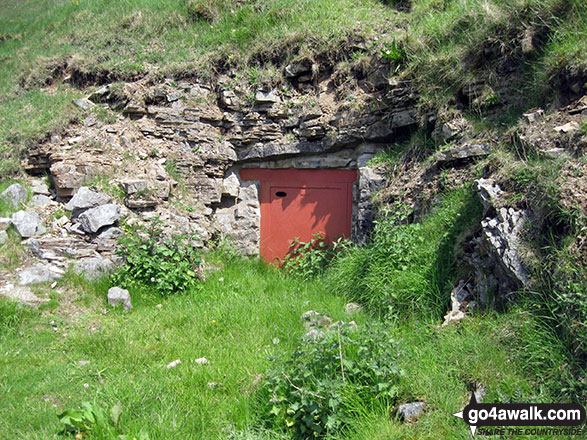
top-left (79, 204), bottom-right (121, 233)
top-left (11, 211), bottom-right (45, 238)
top-left (397, 402), bottom-right (426, 421)
top-left (344, 302), bottom-right (362, 314)
top-left (65, 186), bottom-right (111, 214)
top-left (481, 208), bottom-right (530, 287)
top-left (50, 163), bottom-right (85, 197)
top-left (475, 178), bottom-right (503, 214)
top-left (107, 287), bottom-right (132, 310)
top-left (18, 263), bottom-right (64, 285)
top-left (284, 60), bottom-right (311, 78)
top-left (28, 194), bottom-right (52, 207)
top-left (1, 183), bottom-right (28, 208)
top-left (73, 257), bottom-right (114, 280)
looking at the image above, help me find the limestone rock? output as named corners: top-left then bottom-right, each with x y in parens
top-left (0, 283), bottom-right (49, 307)
top-left (94, 226), bottom-right (122, 252)
top-left (119, 179), bottom-right (148, 196)
top-left (434, 143), bottom-right (492, 162)
top-left (50, 163), bottom-right (85, 197)
top-left (28, 194), bottom-right (52, 207)
top-left (0, 217), bottom-right (10, 231)
top-left (221, 173), bottom-right (240, 198)
top-left (79, 204), bottom-right (121, 233)
top-left (31, 182), bottom-right (50, 195)
top-left (442, 280), bottom-right (475, 326)
top-left (475, 178), bottom-right (503, 214)
top-left (1, 183), bottom-right (28, 208)
top-left (344, 302), bottom-right (362, 314)
top-left (481, 208), bottom-right (530, 287)
top-left (11, 211), bottom-right (45, 238)
top-left (73, 257), bottom-right (114, 280)
top-left (284, 60), bottom-right (311, 78)
top-left (73, 98), bottom-right (96, 110)
top-left (397, 402), bottom-right (426, 421)
top-left (107, 287), bottom-right (132, 310)
top-left (28, 237), bottom-right (98, 260)
top-left (553, 121), bottom-right (579, 134)
top-left (65, 186), bottom-right (111, 213)
top-left (18, 263), bottom-right (64, 285)
top-left (0, 230), bottom-right (7, 245)
top-left (301, 310), bottom-right (333, 331)
top-left (255, 90), bottom-right (280, 105)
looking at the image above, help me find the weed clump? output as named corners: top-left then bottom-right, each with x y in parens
top-left (282, 233), bottom-right (351, 280)
top-left (260, 323), bottom-right (401, 439)
top-left (113, 218), bottom-right (202, 296)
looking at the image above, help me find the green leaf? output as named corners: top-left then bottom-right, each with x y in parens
top-left (110, 401), bottom-right (123, 425)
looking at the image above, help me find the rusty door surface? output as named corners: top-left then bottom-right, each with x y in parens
top-left (240, 169), bottom-right (357, 263)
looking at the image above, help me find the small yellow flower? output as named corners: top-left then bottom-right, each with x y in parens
top-left (212, 320), bottom-right (217, 324)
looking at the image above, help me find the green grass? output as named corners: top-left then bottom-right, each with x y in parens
top-left (0, 256), bottom-right (355, 439)
top-left (329, 187), bottom-right (484, 319)
top-left (0, 252), bottom-right (574, 439)
top-left (1, 0), bottom-right (585, 174)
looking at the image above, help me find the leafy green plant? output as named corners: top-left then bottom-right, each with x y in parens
top-left (113, 218), bottom-right (202, 295)
top-left (380, 40), bottom-right (407, 72)
top-left (58, 401), bottom-right (121, 436)
top-left (281, 233), bottom-right (351, 280)
top-left (260, 323), bottom-right (401, 439)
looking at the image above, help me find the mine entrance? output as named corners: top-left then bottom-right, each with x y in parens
top-left (240, 169), bottom-right (357, 263)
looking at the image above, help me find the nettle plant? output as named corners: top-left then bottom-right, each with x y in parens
top-left (113, 218), bottom-right (202, 295)
top-left (261, 323), bottom-right (402, 439)
top-left (281, 233), bottom-right (352, 279)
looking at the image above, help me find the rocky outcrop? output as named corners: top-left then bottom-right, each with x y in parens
top-left (22, 70), bottom-right (418, 254)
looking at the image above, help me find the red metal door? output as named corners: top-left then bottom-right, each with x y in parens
top-left (240, 169), bottom-right (357, 263)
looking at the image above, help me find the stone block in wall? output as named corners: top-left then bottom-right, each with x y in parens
top-left (191, 177), bottom-right (222, 205)
top-left (222, 173), bottom-right (240, 198)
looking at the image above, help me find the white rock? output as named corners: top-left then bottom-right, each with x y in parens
top-left (11, 211), bottom-right (45, 238)
top-left (107, 286), bottom-right (132, 310)
top-left (1, 183), bottom-right (28, 208)
top-left (0, 217), bottom-right (11, 231)
top-left (166, 359), bottom-right (181, 369)
top-left (65, 186), bottom-right (111, 213)
top-left (79, 204), bottom-right (121, 233)
top-left (194, 357), bottom-right (209, 365)
top-left (28, 194), bottom-right (52, 207)
top-left (18, 263), bottom-right (64, 285)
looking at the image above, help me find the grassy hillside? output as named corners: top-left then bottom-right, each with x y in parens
top-left (0, 1), bottom-right (586, 439)
top-left (1, 0), bottom-right (585, 173)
